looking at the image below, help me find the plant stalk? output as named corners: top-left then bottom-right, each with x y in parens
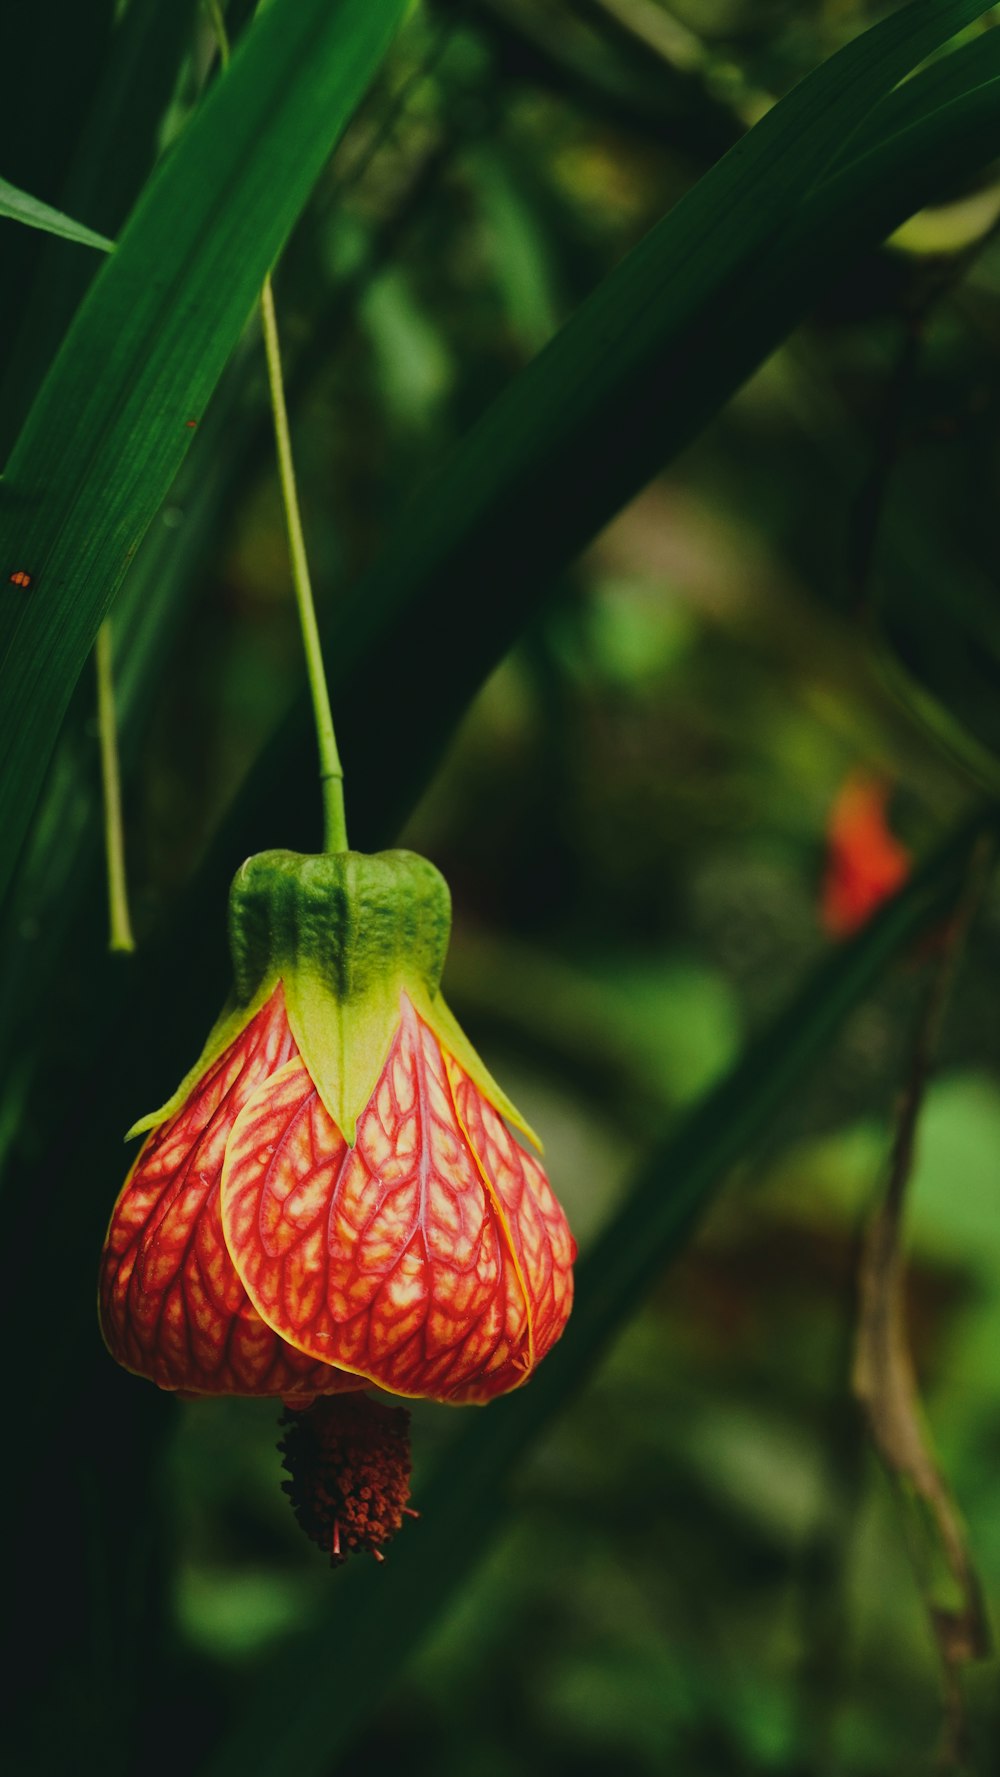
top-left (259, 277), bottom-right (347, 852)
top-left (95, 619), bottom-right (135, 953)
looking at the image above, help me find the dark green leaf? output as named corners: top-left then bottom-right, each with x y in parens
top-left (0, 0), bottom-right (203, 454)
top-left (0, 0), bottom-right (115, 353)
top-left (9, 6), bottom-right (1000, 1094)
top-left (835, 26), bottom-right (1000, 169)
top-left (0, 177), bottom-right (114, 253)
top-left (228, 14), bottom-right (1000, 859)
top-left (0, 0), bottom-right (408, 913)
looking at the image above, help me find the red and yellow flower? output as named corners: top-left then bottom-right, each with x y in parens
top-left (99, 849), bottom-right (575, 1411)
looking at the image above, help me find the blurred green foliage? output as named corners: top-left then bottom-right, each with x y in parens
top-left (5, 1), bottom-right (1000, 1773)
top-left (140, 4), bottom-right (1000, 1770)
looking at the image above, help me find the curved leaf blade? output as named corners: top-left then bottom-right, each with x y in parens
top-left (7, 5), bottom-right (1000, 1063)
top-left (0, 0), bottom-right (203, 455)
top-left (236, 18), bottom-right (1000, 858)
top-left (0, 176), bottom-right (114, 252)
top-left (0, 0), bottom-right (407, 911)
top-left (834, 26), bottom-right (1000, 168)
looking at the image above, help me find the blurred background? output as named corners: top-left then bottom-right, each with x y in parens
top-left (12, 1), bottom-right (1000, 1772)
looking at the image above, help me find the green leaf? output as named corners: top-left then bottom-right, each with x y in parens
top-left (7, 2), bottom-right (1000, 1069)
top-left (0, 0), bottom-right (408, 914)
top-left (835, 26), bottom-right (1000, 170)
top-left (0, 0), bottom-right (203, 453)
top-left (202, 806), bottom-right (997, 1777)
top-left (219, 5), bottom-right (1000, 860)
top-left (0, 0), bottom-right (116, 356)
top-left (10, 0), bottom-right (1000, 1096)
top-left (0, 176), bottom-right (114, 253)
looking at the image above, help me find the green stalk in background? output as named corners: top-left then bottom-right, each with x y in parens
top-left (94, 619), bottom-right (134, 953)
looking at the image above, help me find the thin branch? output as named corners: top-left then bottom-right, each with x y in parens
top-left (853, 834), bottom-right (995, 1768)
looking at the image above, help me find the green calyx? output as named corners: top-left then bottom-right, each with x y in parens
top-left (129, 848), bottom-right (540, 1150)
top-left (229, 848), bottom-right (450, 1007)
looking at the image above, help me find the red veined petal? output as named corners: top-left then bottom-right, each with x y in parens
top-left (99, 985), bottom-right (357, 1400)
top-left (222, 995), bottom-right (572, 1402)
top-left (445, 1056), bottom-right (575, 1401)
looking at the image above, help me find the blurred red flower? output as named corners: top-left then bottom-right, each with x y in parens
top-left (821, 772), bottom-right (911, 939)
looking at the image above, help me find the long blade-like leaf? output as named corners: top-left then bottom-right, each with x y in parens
top-left (0, 177), bottom-right (114, 252)
top-left (0, 0), bottom-right (203, 454)
top-left (220, 20), bottom-right (1000, 862)
top-left (0, 0), bottom-right (115, 355)
top-left (0, 0), bottom-right (407, 911)
top-left (835, 26), bottom-right (1000, 167)
top-left (7, 7), bottom-right (1000, 1106)
top-left (203, 804), bottom-right (996, 1777)
top-left (6, 5), bottom-right (1000, 1087)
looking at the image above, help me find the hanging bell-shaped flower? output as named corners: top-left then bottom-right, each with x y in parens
top-left (99, 849), bottom-right (575, 1407)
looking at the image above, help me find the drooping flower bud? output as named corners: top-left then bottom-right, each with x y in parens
top-left (99, 850), bottom-right (575, 1410)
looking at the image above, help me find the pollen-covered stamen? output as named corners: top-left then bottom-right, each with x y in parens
top-left (278, 1393), bottom-right (413, 1565)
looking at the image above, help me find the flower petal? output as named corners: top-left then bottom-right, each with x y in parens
top-left (222, 995), bottom-right (567, 1401)
top-left (445, 1055), bottom-right (575, 1400)
top-left (99, 987), bottom-right (355, 1399)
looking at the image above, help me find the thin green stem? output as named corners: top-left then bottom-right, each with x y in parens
top-left (260, 278), bottom-right (347, 852)
top-left (206, 0), bottom-right (346, 852)
top-left (95, 619), bottom-right (135, 953)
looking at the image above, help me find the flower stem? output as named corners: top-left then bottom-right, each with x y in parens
top-left (205, 0), bottom-right (347, 852)
top-left (95, 618), bottom-right (135, 953)
top-left (260, 278), bottom-right (348, 853)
